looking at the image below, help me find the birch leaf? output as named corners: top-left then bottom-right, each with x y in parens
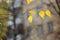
top-left (27, 0), bottom-right (33, 4)
top-left (28, 16), bottom-right (33, 23)
top-left (39, 11), bottom-right (45, 19)
top-left (45, 10), bottom-right (52, 18)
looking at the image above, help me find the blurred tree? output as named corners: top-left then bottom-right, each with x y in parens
top-left (56, 0), bottom-right (60, 15)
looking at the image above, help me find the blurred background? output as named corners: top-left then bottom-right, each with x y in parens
top-left (0, 0), bottom-right (60, 40)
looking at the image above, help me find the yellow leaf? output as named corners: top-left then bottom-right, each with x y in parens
top-left (27, 0), bottom-right (33, 4)
top-left (29, 10), bottom-right (35, 15)
top-left (45, 10), bottom-right (52, 17)
top-left (39, 10), bottom-right (45, 19)
top-left (28, 16), bottom-right (33, 23)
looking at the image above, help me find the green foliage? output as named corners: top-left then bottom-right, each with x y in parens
top-left (0, 1), bottom-right (9, 38)
top-left (0, 1), bottom-right (8, 9)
